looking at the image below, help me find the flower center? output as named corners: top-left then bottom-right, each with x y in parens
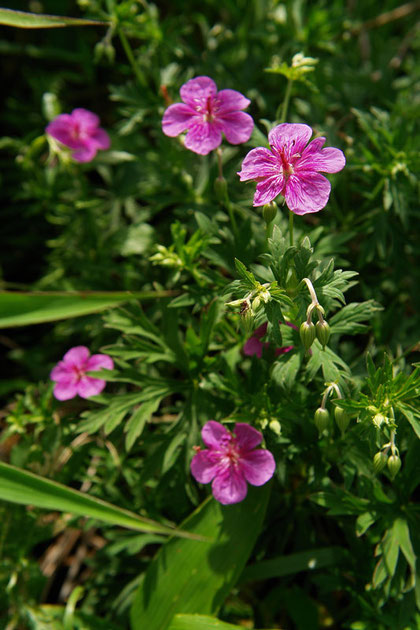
top-left (71, 365), bottom-right (85, 382)
top-left (203, 96), bottom-right (215, 123)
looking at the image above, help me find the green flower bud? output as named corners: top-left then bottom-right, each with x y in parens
top-left (315, 320), bottom-right (330, 347)
top-left (373, 451), bottom-right (388, 474)
top-left (372, 413), bottom-right (386, 428)
top-left (334, 406), bottom-right (350, 433)
top-left (252, 296), bottom-right (261, 312)
top-left (300, 321), bottom-right (316, 350)
top-left (269, 419), bottom-right (281, 435)
top-left (214, 176), bottom-right (228, 203)
top-left (387, 454), bottom-right (401, 478)
top-left (314, 407), bottom-right (330, 434)
top-left (262, 202), bottom-right (277, 224)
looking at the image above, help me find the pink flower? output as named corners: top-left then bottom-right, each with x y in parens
top-left (50, 346), bottom-right (114, 401)
top-left (162, 76), bottom-right (254, 155)
top-left (190, 421), bottom-right (276, 505)
top-left (46, 108), bottom-right (110, 163)
top-left (238, 123), bottom-right (345, 214)
top-left (243, 322), bottom-right (294, 358)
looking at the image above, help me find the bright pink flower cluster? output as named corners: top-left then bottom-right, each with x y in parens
top-left (238, 123), bottom-right (345, 214)
top-left (50, 346), bottom-right (114, 401)
top-left (243, 322), bottom-right (295, 358)
top-left (46, 108), bottom-right (110, 163)
top-left (162, 76), bottom-right (254, 155)
top-left (190, 421), bottom-right (275, 505)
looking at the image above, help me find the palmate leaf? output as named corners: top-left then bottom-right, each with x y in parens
top-left (0, 462), bottom-right (192, 538)
top-left (0, 8), bottom-right (107, 28)
top-left (130, 485), bottom-right (271, 630)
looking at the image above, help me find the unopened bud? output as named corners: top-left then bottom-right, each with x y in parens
top-left (334, 406), bottom-right (350, 433)
top-left (252, 296), bottom-right (261, 311)
top-left (387, 454), bottom-right (401, 478)
top-left (214, 176), bottom-right (228, 203)
top-left (300, 321), bottom-right (316, 350)
top-left (262, 202), bottom-right (277, 224)
top-left (372, 413), bottom-right (386, 428)
top-left (269, 419), bottom-right (281, 435)
top-left (373, 451), bottom-right (388, 474)
top-left (316, 320), bottom-right (330, 347)
top-left (314, 407), bottom-right (330, 434)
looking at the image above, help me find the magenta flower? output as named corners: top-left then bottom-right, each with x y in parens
top-left (190, 421), bottom-right (276, 505)
top-left (162, 76), bottom-right (254, 156)
top-left (50, 346), bottom-right (114, 401)
top-left (243, 322), bottom-right (294, 358)
top-left (238, 123), bottom-right (345, 214)
top-left (46, 108), bottom-right (110, 163)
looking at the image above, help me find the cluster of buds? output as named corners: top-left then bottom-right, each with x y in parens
top-left (149, 245), bottom-right (183, 269)
top-left (227, 282), bottom-right (272, 333)
top-left (373, 430), bottom-right (401, 478)
top-left (299, 278), bottom-right (331, 351)
top-left (314, 382), bottom-right (350, 436)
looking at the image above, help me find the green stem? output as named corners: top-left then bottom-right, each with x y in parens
top-left (118, 28), bottom-right (147, 87)
top-left (280, 78), bottom-right (293, 123)
top-left (227, 200), bottom-right (239, 241)
top-left (289, 210), bottom-right (294, 246)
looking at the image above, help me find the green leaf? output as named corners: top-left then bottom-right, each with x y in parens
top-left (234, 258), bottom-right (258, 290)
top-left (0, 8), bottom-right (107, 28)
top-left (399, 403), bottom-right (420, 439)
top-left (0, 462), bottom-right (190, 538)
top-left (0, 291), bottom-right (174, 327)
top-left (356, 512), bottom-right (377, 537)
top-left (168, 614), bottom-right (277, 630)
top-left (125, 398), bottom-right (163, 451)
top-left (240, 546), bottom-right (346, 582)
top-left (393, 518), bottom-right (416, 573)
top-left (130, 485), bottom-right (271, 630)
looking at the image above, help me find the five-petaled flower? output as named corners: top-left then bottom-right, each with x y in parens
top-left (190, 420), bottom-right (276, 505)
top-left (162, 76), bottom-right (254, 156)
top-left (238, 123), bottom-right (345, 214)
top-left (243, 322), bottom-right (295, 358)
top-left (50, 346), bottom-right (114, 401)
top-left (46, 108), bottom-right (110, 163)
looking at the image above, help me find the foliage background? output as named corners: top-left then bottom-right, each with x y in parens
top-left (0, 0), bottom-right (419, 629)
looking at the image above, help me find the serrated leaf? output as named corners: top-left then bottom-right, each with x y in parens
top-left (234, 258), bottom-right (258, 290)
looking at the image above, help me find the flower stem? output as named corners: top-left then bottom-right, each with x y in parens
top-left (216, 147), bottom-right (223, 179)
top-left (280, 78), bottom-right (293, 123)
top-left (289, 210), bottom-right (294, 246)
top-left (118, 28), bottom-right (147, 87)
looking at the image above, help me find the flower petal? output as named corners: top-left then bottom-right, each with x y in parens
top-left (71, 144), bottom-right (97, 163)
top-left (268, 123), bottom-right (312, 155)
top-left (238, 147), bottom-right (279, 182)
top-left (275, 345), bottom-right (294, 356)
top-left (234, 423), bottom-right (262, 450)
top-left (77, 376), bottom-right (106, 399)
top-left (285, 172), bottom-right (331, 215)
top-left (254, 323), bottom-right (268, 339)
top-left (219, 111), bottom-right (254, 145)
top-left (180, 76), bottom-right (217, 107)
top-left (62, 346), bottom-right (90, 367)
top-left (201, 420), bottom-right (230, 448)
top-left (297, 139), bottom-right (346, 174)
top-left (50, 362), bottom-right (73, 382)
top-left (90, 128), bottom-right (110, 150)
top-left (241, 449), bottom-right (276, 486)
top-left (162, 103), bottom-right (194, 137)
top-left (253, 175), bottom-right (285, 207)
top-left (86, 354), bottom-right (114, 372)
top-left (243, 336), bottom-right (264, 358)
top-left (71, 108), bottom-right (100, 131)
top-left (46, 115), bottom-right (81, 149)
top-left (190, 450), bottom-right (220, 484)
top-left (184, 121), bottom-right (222, 155)
top-left (216, 89), bottom-right (250, 113)
top-left (53, 381), bottom-right (79, 401)
top-left (212, 469), bottom-right (248, 505)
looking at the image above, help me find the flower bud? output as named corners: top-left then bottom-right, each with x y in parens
top-left (373, 451), bottom-right (387, 474)
top-left (314, 407), bottom-right (330, 434)
top-left (262, 202), bottom-right (277, 224)
top-left (387, 454), bottom-right (401, 478)
top-left (252, 296), bottom-right (261, 312)
top-left (315, 320), bottom-right (330, 347)
top-left (372, 413), bottom-right (386, 428)
top-left (334, 406), bottom-right (350, 433)
top-left (269, 419), bottom-right (281, 435)
top-left (214, 176), bottom-right (228, 203)
top-left (300, 321), bottom-right (316, 350)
